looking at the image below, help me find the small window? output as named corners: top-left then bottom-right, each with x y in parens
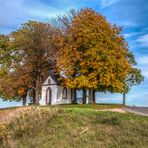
top-left (62, 88), bottom-right (67, 99)
top-left (48, 79), bottom-right (51, 84)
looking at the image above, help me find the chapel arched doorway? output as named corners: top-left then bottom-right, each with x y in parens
top-left (46, 87), bottom-right (52, 104)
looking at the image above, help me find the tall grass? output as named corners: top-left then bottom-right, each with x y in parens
top-left (0, 107), bottom-right (61, 147)
top-left (0, 107), bottom-right (148, 148)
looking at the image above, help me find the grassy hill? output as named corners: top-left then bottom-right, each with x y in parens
top-left (0, 105), bottom-right (148, 148)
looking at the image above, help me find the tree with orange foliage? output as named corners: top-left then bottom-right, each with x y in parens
top-left (0, 21), bottom-right (58, 105)
top-left (10, 21), bottom-right (59, 104)
top-left (0, 9), bottom-right (143, 105)
top-left (56, 8), bottom-right (136, 103)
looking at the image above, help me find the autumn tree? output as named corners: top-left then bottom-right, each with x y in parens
top-left (0, 21), bottom-right (59, 105)
top-left (10, 21), bottom-right (60, 104)
top-left (0, 70), bottom-right (28, 104)
top-left (0, 9), bottom-right (143, 106)
top-left (56, 8), bottom-right (133, 104)
top-left (0, 34), bottom-right (30, 105)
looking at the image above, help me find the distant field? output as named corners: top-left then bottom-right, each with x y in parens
top-left (0, 105), bottom-right (148, 148)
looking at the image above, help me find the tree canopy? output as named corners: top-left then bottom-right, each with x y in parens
top-left (0, 21), bottom-right (59, 104)
top-left (0, 8), bottom-right (144, 105)
top-left (56, 9), bottom-right (133, 93)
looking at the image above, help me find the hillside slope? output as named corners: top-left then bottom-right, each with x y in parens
top-left (0, 107), bottom-right (148, 148)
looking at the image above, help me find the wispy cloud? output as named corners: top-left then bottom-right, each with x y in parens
top-left (137, 34), bottom-right (148, 47)
top-left (136, 55), bottom-right (148, 79)
top-left (123, 32), bottom-right (139, 38)
top-left (137, 56), bottom-right (148, 65)
top-left (0, 0), bottom-right (85, 34)
top-left (0, 0), bottom-right (66, 34)
top-left (118, 20), bottom-right (138, 27)
top-left (142, 70), bottom-right (148, 79)
top-left (100, 0), bottom-right (119, 9)
top-left (28, 3), bottom-right (64, 18)
top-left (1, 0), bottom-right (64, 20)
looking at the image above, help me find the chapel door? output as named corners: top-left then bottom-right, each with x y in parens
top-left (46, 87), bottom-right (52, 105)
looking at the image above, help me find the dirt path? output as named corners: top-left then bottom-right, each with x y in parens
top-left (99, 108), bottom-right (126, 113)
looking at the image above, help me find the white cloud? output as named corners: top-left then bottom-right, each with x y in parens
top-left (124, 33), bottom-right (133, 38)
top-left (0, 0), bottom-right (66, 34)
top-left (0, 0), bottom-right (24, 26)
top-left (0, 0), bottom-right (63, 22)
top-left (100, 0), bottom-right (119, 9)
top-left (0, 0), bottom-right (86, 34)
top-left (142, 70), bottom-right (148, 79)
top-left (137, 56), bottom-right (148, 65)
top-left (136, 55), bottom-right (148, 79)
top-left (28, 3), bottom-right (64, 18)
top-left (140, 66), bottom-right (148, 80)
top-left (123, 30), bottom-right (146, 38)
top-left (123, 32), bottom-right (138, 38)
top-left (137, 34), bottom-right (148, 47)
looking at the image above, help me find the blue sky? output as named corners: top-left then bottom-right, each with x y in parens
top-left (0, 0), bottom-right (148, 107)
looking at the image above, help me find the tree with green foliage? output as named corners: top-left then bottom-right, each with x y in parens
top-left (0, 34), bottom-right (31, 104)
top-left (123, 68), bottom-right (144, 105)
top-left (121, 51), bottom-right (144, 105)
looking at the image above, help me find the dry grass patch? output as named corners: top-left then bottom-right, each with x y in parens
top-left (0, 107), bottom-right (29, 124)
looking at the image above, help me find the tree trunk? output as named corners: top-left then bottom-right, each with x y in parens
top-left (89, 88), bottom-right (94, 103)
top-left (92, 89), bottom-right (96, 103)
top-left (22, 94), bottom-right (27, 106)
top-left (35, 88), bottom-right (39, 104)
top-left (72, 89), bottom-right (77, 103)
top-left (35, 75), bottom-right (40, 105)
top-left (32, 89), bottom-right (36, 104)
top-left (82, 88), bottom-right (87, 104)
top-left (123, 92), bottom-right (126, 105)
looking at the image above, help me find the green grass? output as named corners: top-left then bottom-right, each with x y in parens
top-left (0, 106), bottom-right (148, 148)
